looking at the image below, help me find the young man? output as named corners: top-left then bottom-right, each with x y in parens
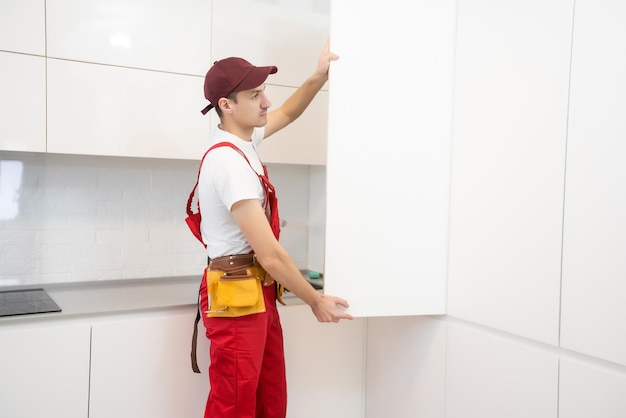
top-left (197, 43), bottom-right (353, 418)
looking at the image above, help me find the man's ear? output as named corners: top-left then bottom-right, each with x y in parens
top-left (218, 97), bottom-right (232, 113)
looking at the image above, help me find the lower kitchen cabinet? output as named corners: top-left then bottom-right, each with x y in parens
top-left (89, 307), bottom-right (210, 418)
top-left (0, 303), bottom-right (364, 418)
top-left (280, 304), bottom-right (366, 418)
top-left (0, 321), bottom-right (91, 418)
top-left (88, 304), bottom-right (365, 418)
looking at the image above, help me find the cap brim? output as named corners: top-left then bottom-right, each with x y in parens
top-left (235, 65), bottom-right (278, 92)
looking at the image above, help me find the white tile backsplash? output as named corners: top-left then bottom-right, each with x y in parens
top-left (0, 152), bottom-right (317, 286)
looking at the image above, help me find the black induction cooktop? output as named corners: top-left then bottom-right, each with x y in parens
top-left (0, 288), bottom-right (62, 317)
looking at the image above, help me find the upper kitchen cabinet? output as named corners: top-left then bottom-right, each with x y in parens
top-left (324, 0), bottom-right (456, 317)
top-left (447, 0), bottom-right (573, 346)
top-left (47, 59), bottom-right (207, 160)
top-left (0, 0), bottom-right (45, 56)
top-left (211, 0), bottom-right (330, 89)
top-left (0, 52), bottom-right (46, 152)
top-left (560, 0), bottom-right (626, 367)
top-left (46, 0), bottom-right (211, 76)
top-left (257, 86), bottom-right (328, 165)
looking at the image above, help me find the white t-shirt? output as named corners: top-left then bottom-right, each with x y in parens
top-left (198, 126), bottom-right (266, 259)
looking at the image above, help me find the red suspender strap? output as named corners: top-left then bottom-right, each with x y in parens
top-left (185, 142), bottom-right (279, 247)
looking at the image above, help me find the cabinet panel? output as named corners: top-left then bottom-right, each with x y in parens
top-left (0, 52), bottom-right (46, 152)
top-left (46, 0), bottom-right (211, 75)
top-left (559, 358), bottom-right (626, 418)
top-left (89, 309), bottom-right (210, 418)
top-left (445, 321), bottom-right (558, 418)
top-left (279, 304), bottom-right (365, 418)
top-left (560, 0), bottom-right (626, 366)
top-left (257, 86), bottom-right (328, 165)
top-left (325, 0), bottom-right (455, 316)
top-left (447, 0), bottom-right (573, 345)
top-left (212, 0), bottom-right (330, 89)
top-left (0, 0), bottom-right (45, 55)
top-left (0, 322), bottom-right (91, 418)
top-left (366, 316), bottom-right (446, 418)
top-left (47, 59), bottom-right (206, 159)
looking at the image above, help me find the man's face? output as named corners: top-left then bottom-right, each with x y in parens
top-left (229, 83), bottom-right (272, 128)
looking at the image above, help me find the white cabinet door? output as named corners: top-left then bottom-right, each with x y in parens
top-left (0, 52), bottom-right (46, 152)
top-left (47, 59), bottom-right (207, 160)
top-left (366, 316), bottom-right (447, 418)
top-left (0, 0), bottom-right (45, 55)
top-left (447, 0), bottom-right (573, 345)
top-left (559, 358), bottom-right (626, 418)
top-left (89, 308), bottom-right (210, 418)
top-left (279, 304), bottom-right (365, 418)
top-left (445, 321), bottom-right (559, 418)
top-left (46, 0), bottom-right (211, 76)
top-left (560, 0), bottom-right (626, 367)
top-left (0, 321), bottom-right (91, 418)
top-left (324, 0), bottom-right (456, 316)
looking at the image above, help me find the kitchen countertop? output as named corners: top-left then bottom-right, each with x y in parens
top-left (0, 272), bottom-right (321, 324)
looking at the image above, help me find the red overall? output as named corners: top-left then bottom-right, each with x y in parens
top-left (192, 142), bottom-right (286, 418)
top-left (199, 280), bottom-right (286, 418)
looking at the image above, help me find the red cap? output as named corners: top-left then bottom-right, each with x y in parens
top-left (201, 57), bottom-right (278, 115)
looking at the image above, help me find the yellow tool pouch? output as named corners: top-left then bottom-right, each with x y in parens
top-left (204, 263), bottom-right (266, 318)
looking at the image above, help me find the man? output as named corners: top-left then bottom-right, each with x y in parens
top-left (196, 42), bottom-right (353, 418)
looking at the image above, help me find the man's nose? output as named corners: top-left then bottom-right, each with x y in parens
top-left (261, 93), bottom-right (272, 109)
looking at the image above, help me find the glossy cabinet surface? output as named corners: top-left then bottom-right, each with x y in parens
top-left (324, 0), bottom-right (456, 316)
top-left (0, 322), bottom-right (91, 418)
top-left (0, 52), bottom-right (46, 152)
top-left (46, 0), bottom-right (211, 75)
top-left (1, 0), bottom-right (327, 161)
top-left (46, 59), bottom-right (207, 159)
top-left (280, 304), bottom-right (365, 418)
top-left (560, 0), bottom-right (626, 367)
top-left (445, 321), bottom-right (559, 418)
top-left (559, 358), bottom-right (626, 418)
top-left (89, 309), bottom-right (210, 418)
top-left (447, 0), bottom-right (574, 345)
top-left (366, 316), bottom-right (446, 418)
top-left (0, 0), bottom-right (45, 55)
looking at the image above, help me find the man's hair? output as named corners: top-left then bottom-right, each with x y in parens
top-left (215, 91), bottom-right (239, 119)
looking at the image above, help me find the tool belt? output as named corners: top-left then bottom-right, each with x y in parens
top-left (205, 254), bottom-right (270, 318)
top-left (191, 254), bottom-right (286, 373)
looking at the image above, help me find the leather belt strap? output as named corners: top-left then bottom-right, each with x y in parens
top-left (191, 292), bottom-right (202, 374)
top-left (209, 254), bottom-right (275, 286)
